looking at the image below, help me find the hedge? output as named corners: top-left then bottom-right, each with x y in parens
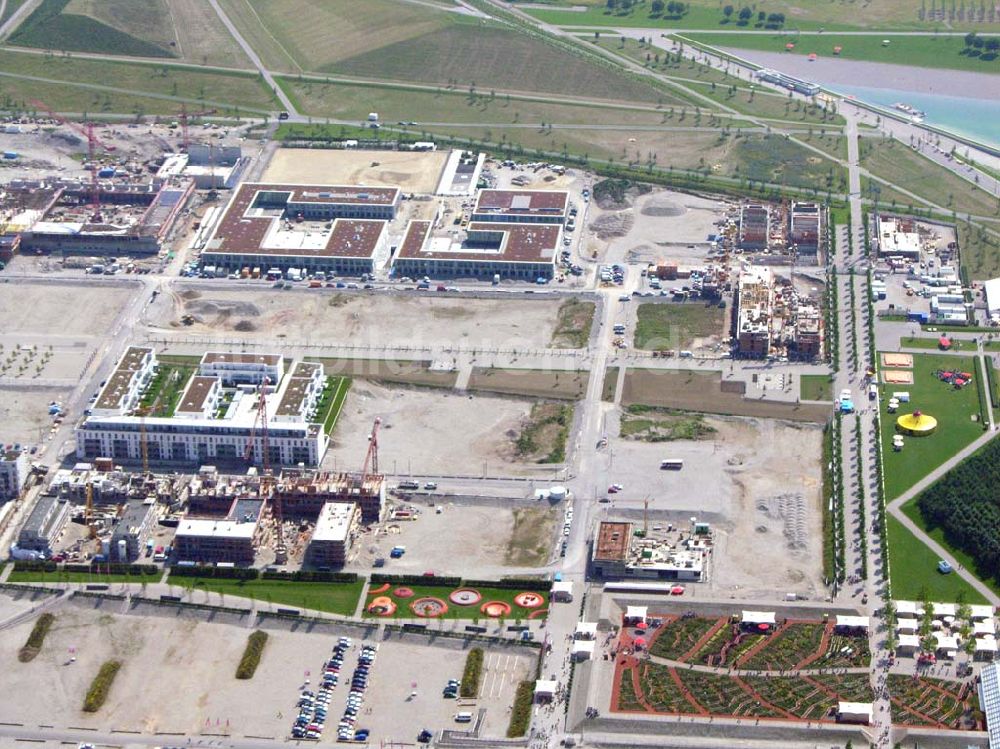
top-left (460, 648), bottom-right (483, 698)
top-left (506, 680), bottom-right (535, 737)
top-left (463, 578), bottom-right (550, 591)
top-left (83, 660), bottom-right (121, 712)
top-left (260, 570), bottom-right (358, 583)
top-left (18, 613), bottom-right (54, 663)
top-left (168, 565), bottom-right (258, 580)
top-left (14, 561), bottom-right (159, 576)
top-left (236, 631), bottom-right (268, 679)
top-left (369, 574), bottom-right (461, 587)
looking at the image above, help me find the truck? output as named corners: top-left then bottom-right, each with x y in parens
top-left (492, 274), bottom-right (501, 285)
top-left (286, 267), bottom-right (302, 282)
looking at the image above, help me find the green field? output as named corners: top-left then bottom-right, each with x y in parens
top-left (633, 301), bottom-right (725, 350)
top-left (9, 0), bottom-right (177, 57)
top-left (860, 139), bottom-right (1000, 218)
top-left (958, 222), bottom-right (1000, 280)
top-left (899, 336), bottom-right (972, 351)
top-left (800, 374), bottom-right (834, 401)
top-left (0, 76), bottom-right (189, 118)
top-left (0, 0), bottom-right (28, 25)
top-left (278, 77), bottom-right (680, 127)
top-left (877, 352), bottom-right (986, 500)
top-left (170, 576), bottom-right (365, 616)
top-left (0, 49), bottom-right (278, 114)
top-left (315, 376), bottom-right (351, 434)
top-left (886, 514), bottom-right (987, 603)
top-left (522, 0), bottom-right (967, 31)
top-left (684, 32), bottom-right (1000, 73)
top-left (363, 583), bottom-right (548, 620)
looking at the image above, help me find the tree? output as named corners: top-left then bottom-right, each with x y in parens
top-left (964, 31), bottom-right (978, 47)
top-left (723, 3), bottom-right (734, 16)
top-left (652, 0), bottom-right (666, 12)
top-left (738, 6), bottom-right (753, 21)
top-left (986, 37), bottom-right (1000, 53)
top-left (606, 0), bottom-right (617, 9)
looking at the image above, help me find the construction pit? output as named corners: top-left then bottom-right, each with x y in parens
top-left (147, 286), bottom-right (565, 350)
top-left (325, 382), bottom-right (570, 477)
top-left (349, 501), bottom-right (559, 573)
top-left (601, 411), bottom-right (825, 599)
top-left (0, 599), bottom-right (534, 742)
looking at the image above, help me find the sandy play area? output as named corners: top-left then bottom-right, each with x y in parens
top-left (882, 352), bottom-right (914, 368)
top-left (883, 370), bottom-right (915, 384)
top-left (262, 148), bottom-right (448, 194)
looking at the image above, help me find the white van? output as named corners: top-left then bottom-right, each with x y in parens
top-left (454, 712), bottom-right (473, 723)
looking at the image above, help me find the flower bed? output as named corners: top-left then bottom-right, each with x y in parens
top-left (818, 633), bottom-right (871, 668)
top-left (888, 675), bottom-right (973, 728)
top-left (808, 673), bottom-right (875, 703)
top-left (615, 667), bottom-right (646, 712)
top-left (692, 623), bottom-right (734, 665)
top-left (649, 616), bottom-right (720, 662)
top-left (746, 676), bottom-right (836, 720)
top-left (637, 664), bottom-right (700, 714)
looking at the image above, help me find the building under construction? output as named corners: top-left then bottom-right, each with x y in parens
top-left (0, 177), bottom-right (193, 256)
top-left (734, 266), bottom-right (773, 358)
top-left (738, 204), bottom-right (770, 250)
top-left (590, 520), bottom-right (707, 581)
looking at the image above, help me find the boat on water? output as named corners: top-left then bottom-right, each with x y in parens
top-left (894, 102), bottom-right (927, 121)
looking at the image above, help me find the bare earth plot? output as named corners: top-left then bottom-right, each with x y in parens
top-left (262, 148), bottom-right (448, 193)
top-left (150, 288), bottom-right (564, 350)
top-left (324, 382), bottom-right (544, 475)
top-left (606, 412), bottom-right (825, 598)
top-left (0, 602), bottom-right (530, 741)
top-left (0, 281), bottom-right (133, 337)
top-left (0, 386), bottom-right (72, 445)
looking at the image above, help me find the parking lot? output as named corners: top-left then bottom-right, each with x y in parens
top-left (1, 599), bottom-right (533, 742)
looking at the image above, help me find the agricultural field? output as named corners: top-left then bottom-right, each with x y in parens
top-left (523, 0), bottom-right (958, 31)
top-left (9, 0), bottom-right (177, 57)
top-left (685, 32), bottom-right (1000, 74)
top-left (221, 0), bottom-right (667, 104)
top-left (876, 352), bottom-right (986, 500)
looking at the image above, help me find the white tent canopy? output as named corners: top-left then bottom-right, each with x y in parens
top-left (571, 640), bottom-right (596, 660)
top-left (837, 702), bottom-right (873, 724)
top-left (551, 580), bottom-right (574, 601)
top-left (895, 600), bottom-right (922, 617)
top-left (534, 680), bottom-right (558, 699)
top-left (976, 620), bottom-right (997, 636)
top-left (575, 622), bottom-right (598, 640)
top-left (896, 618), bottom-right (919, 633)
top-left (970, 605), bottom-right (995, 621)
top-left (625, 605), bottom-right (648, 623)
top-left (977, 636), bottom-right (998, 652)
top-left (835, 615), bottom-right (870, 630)
top-left (897, 634), bottom-right (920, 651)
top-left (741, 610), bottom-right (776, 626)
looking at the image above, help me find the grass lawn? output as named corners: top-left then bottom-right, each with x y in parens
top-left (958, 222), bottom-right (1000, 280)
top-left (170, 576), bottom-right (365, 616)
top-left (800, 374), bottom-right (833, 401)
top-left (0, 76), bottom-right (193, 118)
top-left (0, 48), bottom-right (277, 113)
top-left (0, 0), bottom-right (28, 25)
top-left (140, 363), bottom-right (195, 417)
top-left (551, 298), bottom-right (596, 348)
top-left (363, 583), bottom-right (548, 620)
top-left (633, 301), bottom-right (725, 350)
top-left (886, 514), bottom-right (987, 603)
top-left (860, 138), bottom-right (1000, 218)
top-left (684, 32), bottom-right (1000, 74)
top-left (314, 376), bottom-right (351, 434)
top-left (8, 568), bottom-right (160, 584)
top-left (877, 352), bottom-right (986, 500)
top-left (602, 366), bottom-right (619, 402)
top-left (514, 402), bottom-right (572, 463)
top-left (899, 336), bottom-right (971, 351)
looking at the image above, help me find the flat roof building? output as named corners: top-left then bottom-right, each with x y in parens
top-left (199, 352), bottom-right (284, 386)
top-left (94, 346), bottom-right (157, 414)
top-left (790, 202), bottom-right (821, 255)
top-left (736, 266), bottom-right (772, 359)
top-left (875, 215), bottom-right (921, 258)
top-left (739, 204), bottom-right (769, 250)
top-left (201, 183), bottom-right (395, 275)
top-left (16, 494), bottom-right (70, 554)
top-left (174, 498), bottom-right (265, 565)
top-left (110, 499), bottom-right (158, 562)
top-left (472, 189), bottom-right (568, 224)
top-left (394, 220), bottom-right (560, 280)
top-left (307, 501), bottom-right (359, 568)
top-left (591, 520), bottom-right (704, 581)
top-left (0, 449), bottom-right (29, 500)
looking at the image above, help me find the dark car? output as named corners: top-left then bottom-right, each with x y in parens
top-left (417, 730), bottom-right (433, 743)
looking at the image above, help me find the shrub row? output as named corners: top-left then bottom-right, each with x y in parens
top-left (506, 680), bottom-right (535, 738)
top-left (370, 574), bottom-right (462, 587)
top-left (460, 647), bottom-right (484, 698)
top-left (832, 414), bottom-right (847, 584)
top-left (83, 660), bottom-right (121, 712)
top-left (463, 578), bottom-right (550, 591)
top-left (260, 570), bottom-right (358, 583)
top-left (13, 561), bottom-right (159, 576)
top-left (821, 422), bottom-right (837, 584)
top-left (168, 565), bottom-right (258, 580)
top-left (18, 612), bottom-right (54, 663)
top-left (853, 418), bottom-right (869, 580)
top-left (235, 630), bottom-right (268, 680)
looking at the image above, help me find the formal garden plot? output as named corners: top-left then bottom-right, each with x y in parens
top-left (807, 673), bottom-right (875, 703)
top-left (817, 633), bottom-right (870, 668)
top-left (887, 675), bottom-right (977, 729)
top-left (649, 616), bottom-right (723, 662)
top-left (675, 669), bottom-right (781, 718)
top-left (637, 664), bottom-right (701, 714)
top-left (741, 623), bottom-right (826, 671)
top-left (745, 676), bottom-right (836, 721)
top-left (692, 624), bottom-right (763, 667)
top-left (615, 667), bottom-right (646, 712)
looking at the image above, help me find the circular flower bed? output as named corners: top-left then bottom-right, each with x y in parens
top-left (410, 597), bottom-right (448, 618)
top-left (449, 588), bottom-right (482, 606)
top-left (367, 596), bottom-right (396, 616)
top-left (368, 583), bottom-right (390, 595)
top-left (393, 587), bottom-right (415, 598)
top-left (514, 592), bottom-right (545, 609)
top-left (527, 608), bottom-right (548, 620)
top-left (480, 601), bottom-right (512, 618)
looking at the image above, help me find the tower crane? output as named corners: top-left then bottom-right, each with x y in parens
top-left (178, 104), bottom-right (218, 152)
top-left (360, 417), bottom-right (381, 481)
top-left (244, 378), bottom-right (285, 562)
top-left (28, 99), bottom-right (113, 222)
top-left (85, 481), bottom-right (96, 540)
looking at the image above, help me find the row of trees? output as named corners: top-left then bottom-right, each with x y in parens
top-left (722, 6), bottom-right (786, 27)
top-left (605, 0), bottom-right (688, 16)
top-left (963, 32), bottom-right (1000, 55)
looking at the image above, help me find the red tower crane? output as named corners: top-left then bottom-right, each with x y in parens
top-left (178, 104), bottom-right (218, 151)
top-left (29, 99), bottom-right (112, 222)
top-left (360, 417), bottom-right (381, 481)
